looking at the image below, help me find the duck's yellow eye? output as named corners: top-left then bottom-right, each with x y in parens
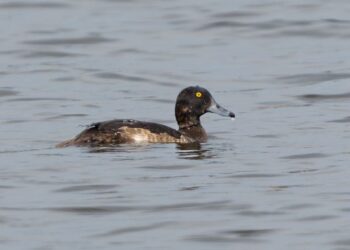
top-left (195, 92), bottom-right (202, 98)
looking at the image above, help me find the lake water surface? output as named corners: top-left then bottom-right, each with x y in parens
top-left (1, 0), bottom-right (350, 249)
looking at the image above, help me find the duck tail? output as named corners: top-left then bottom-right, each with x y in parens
top-left (55, 139), bottom-right (75, 148)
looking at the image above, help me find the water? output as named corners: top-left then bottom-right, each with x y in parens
top-left (1, 0), bottom-right (350, 249)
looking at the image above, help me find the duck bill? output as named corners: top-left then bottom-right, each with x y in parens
top-left (207, 99), bottom-right (235, 119)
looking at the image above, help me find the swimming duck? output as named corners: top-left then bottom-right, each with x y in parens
top-left (56, 86), bottom-right (235, 147)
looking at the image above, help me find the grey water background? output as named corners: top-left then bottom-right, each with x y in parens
top-left (1, 0), bottom-right (350, 249)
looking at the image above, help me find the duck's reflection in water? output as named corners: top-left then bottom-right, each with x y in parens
top-left (85, 144), bottom-right (152, 154)
top-left (176, 143), bottom-right (216, 160)
top-left (84, 143), bottom-right (217, 161)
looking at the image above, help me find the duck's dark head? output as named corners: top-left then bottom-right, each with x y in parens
top-left (175, 86), bottom-right (235, 129)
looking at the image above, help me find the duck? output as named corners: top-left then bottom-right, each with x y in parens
top-left (56, 86), bottom-right (235, 147)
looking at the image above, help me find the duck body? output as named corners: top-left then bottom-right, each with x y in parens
top-left (57, 119), bottom-right (202, 147)
top-left (57, 86), bottom-right (234, 147)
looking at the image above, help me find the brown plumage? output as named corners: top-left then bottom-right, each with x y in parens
top-left (56, 86), bottom-right (235, 147)
top-left (56, 120), bottom-right (195, 147)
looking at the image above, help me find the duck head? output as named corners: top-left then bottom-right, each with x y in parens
top-left (175, 86), bottom-right (235, 129)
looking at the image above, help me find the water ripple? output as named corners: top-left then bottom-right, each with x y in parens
top-left (198, 17), bottom-right (350, 38)
top-left (227, 173), bottom-right (283, 178)
top-left (6, 97), bottom-right (78, 102)
top-left (329, 116), bottom-right (350, 123)
top-left (24, 35), bottom-right (114, 46)
top-left (45, 201), bottom-right (236, 215)
top-left (95, 222), bottom-right (174, 237)
top-left (0, 2), bottom-right (70, 9)
top-left (95, 72), bottom-right (148, 82)
top-left (55, 184), bottom-right (118, 193)
top-left (21, 51), bottom-right (84, 58)
top-left (298, 93), bottom-right (350, 102)
top-left (281, 153), bottom-right (328, 160)
top-left (0, 89), bottom-right (18, 97)
top-left (186, 234), bottom-right (267, 243)
top-left (44, 114), bottom-right (88, 121)
top-left (278, 72), bottom-right (350, 84)
top-left (222, 229), bottom-right (276, 238)
top-left (212, 11), bottom-right (260, 19)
